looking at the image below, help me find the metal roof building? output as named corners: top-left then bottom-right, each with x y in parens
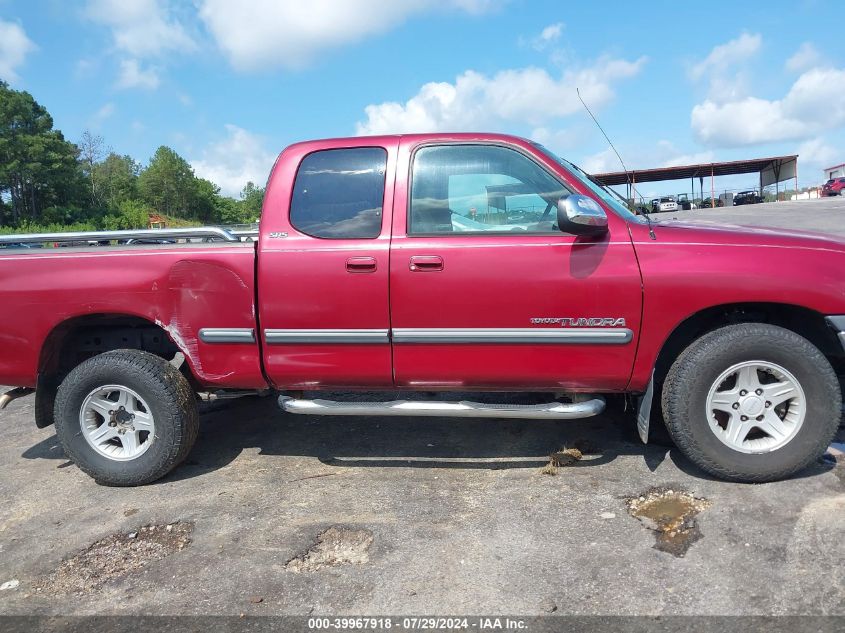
top-left (593, 155), bottom-right (799, 206)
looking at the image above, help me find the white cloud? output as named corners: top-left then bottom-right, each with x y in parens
top-left (785, 42), bottom-right (823, 73)
top-left (530, 126), bottom-right (586, 152)
top-left (115, 59), bottom-right (160, 90)
top-left (690, 32), bottom-right (761, 81)
top-left (90, 102), bottom-right (116, 126)
top-left (198, 0), bottom-right (501, 71)
top-left (578, 140), bottom-right (715, 176)
top-left (530, 22), bottom-right (563, 50)
top-left (85, 0), bottom-right (196, 58)
top-left (689, 32), bottom-right (761, 103)
top-left (189, 125), bottom-right (277, 196)
top-left (0, 19), bottom-right (37, 83)
top-left (86, 0), bottom-right (195, 91)
top-left (579, 147), bottom-right (619, 174)
top-left (797, 137), bottom-right (838, 169)
top-left (356, 55), bottom-right (647, 135)
top-left (691, 66), bottom-right (845, 146)
top-left (654, 141), bottom-right (715, 168)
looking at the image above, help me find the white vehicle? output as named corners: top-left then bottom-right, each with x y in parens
top-left (650, 196), bottom-right (679, 213)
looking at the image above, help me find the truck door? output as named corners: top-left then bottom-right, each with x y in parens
top-left (258, 138), bottom-right (397, 388)
top-left (388, 139), bottom-right (642, 391)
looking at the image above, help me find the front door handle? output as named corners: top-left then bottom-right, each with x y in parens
top-left (409, 255), bottom-right (443, 272)
top-left (346, 256), bottom-right (377, 273)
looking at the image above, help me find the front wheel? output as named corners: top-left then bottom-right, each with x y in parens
top-left (54, 349), bottom-right (199, 486)
top-left (662, 323), bottom-right (840, 482)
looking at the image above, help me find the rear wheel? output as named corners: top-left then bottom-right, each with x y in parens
top-left (54, 349), bottom-right (199, 486)
top-left (662, 323), bottom-right (840, 482)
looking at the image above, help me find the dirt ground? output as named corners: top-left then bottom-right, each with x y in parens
top-left (0, 392), bottom-right (842, 617)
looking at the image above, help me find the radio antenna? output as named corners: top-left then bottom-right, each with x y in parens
top-left (576, 87), bottom-right (655, 239)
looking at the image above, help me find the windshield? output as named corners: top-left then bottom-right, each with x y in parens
top-left (531, 143), bottom-right (642, 223)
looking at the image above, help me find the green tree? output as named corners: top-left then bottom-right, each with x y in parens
top-left (193, 178), bottom-right (223, 224)
top-left (0, 81), bottom-right (86, 225)
top-left (102, 199), bottom-right (150, 230)
top-left (216, 196), bottom-right (243, 225)
top-left (239, 181), bottom-right (264, 221)
top-left (78, 130), bottom-right (106, 209)
top-left (138, 146), bottom-right (196, 217)
top-left (93, 152), bottom-right (140, 212)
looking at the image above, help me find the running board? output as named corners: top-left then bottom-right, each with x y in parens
top-left (278, 395), bottom-right (605, 420)
top-left (0, 387), bottom-right (34, 411)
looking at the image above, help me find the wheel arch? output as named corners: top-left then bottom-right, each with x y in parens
top-left (35, 313), bottom-right (199, 428)
top-left (651, 302), bottom-right (843, 390)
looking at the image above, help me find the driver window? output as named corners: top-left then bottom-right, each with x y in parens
top-left (409, 144), bottom-right (570, 235)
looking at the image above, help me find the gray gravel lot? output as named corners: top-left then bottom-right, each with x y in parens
top-left (665, 195), bottom-right (845, 236)
top-left (0, 199), bottom-right (844, 618)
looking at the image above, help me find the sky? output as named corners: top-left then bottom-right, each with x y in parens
top-left (0, 0), bottom-right (843, 200)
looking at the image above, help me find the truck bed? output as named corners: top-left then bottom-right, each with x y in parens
top-left (0, 242), bottom-right (265, 389)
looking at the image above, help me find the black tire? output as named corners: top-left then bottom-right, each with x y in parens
top-left (662, 323), bottom-right (840, 482)
top-left (54, 349), bottom-right (199, 486)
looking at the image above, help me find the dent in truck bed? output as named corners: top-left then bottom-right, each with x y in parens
top-left (0, 244), bottom-right (265, 389)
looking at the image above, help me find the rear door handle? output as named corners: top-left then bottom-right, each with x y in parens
top-left (346, 256), bottom-right (377, 273)
top-left (409, 255), bottom-right (443, 272)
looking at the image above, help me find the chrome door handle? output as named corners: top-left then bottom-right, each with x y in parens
top-left (346, 256), bottom-right (377, 273)
top-left (409, 255), bottom-right (443, 272)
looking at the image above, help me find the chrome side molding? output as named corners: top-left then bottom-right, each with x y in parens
top-left (260, 327), bottom-right (632, 345)
top-left (264, 329), bottom-right (390, 344)
top-left (391, 328), bottom-right (632, 345)
top-left (198, 328), bottom-right (256, 344)
top-left (279, 395), bottom-right (605, 420)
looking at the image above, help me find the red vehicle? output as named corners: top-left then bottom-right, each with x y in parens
top-left (1, 133), bottom-right (843, 486)
top-left (822, 177), bottom-right (845, 196)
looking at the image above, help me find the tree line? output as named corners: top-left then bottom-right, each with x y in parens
top-left (0, 81), bottom-right (264, 233)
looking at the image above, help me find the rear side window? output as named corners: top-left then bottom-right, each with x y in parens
top-left (290, 147), bottom-right (386, 239)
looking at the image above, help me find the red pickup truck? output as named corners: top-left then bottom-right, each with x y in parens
top-left (1, 133), bottom-right (843, 486)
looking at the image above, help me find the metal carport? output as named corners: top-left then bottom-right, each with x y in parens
top-left (592, 155), bottom-right (799, 208)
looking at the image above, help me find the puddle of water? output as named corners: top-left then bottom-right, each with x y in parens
top-left (286, 527), bottom-right (373, 572)
top-left (34, 522), bottom-right (192, 594)
top-left (627, 490), bottom-right (711, 557)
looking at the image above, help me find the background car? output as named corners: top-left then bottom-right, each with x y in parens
top-left (677, 194), bottom-right (696, 210)
top-left (700, 197), bottom-right (724, 208)
top-left (734, 190), bottom-right (764, 205)
top-left (822, 177), bottom-right (845, 196)
top-left (650, 196), bottom-right (679, 212)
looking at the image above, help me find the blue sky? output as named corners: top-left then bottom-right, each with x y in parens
top-left (0, 0), bottom-right (843, 199)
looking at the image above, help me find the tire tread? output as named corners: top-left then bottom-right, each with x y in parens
top-left (54, 350), bottom-right (199, 486)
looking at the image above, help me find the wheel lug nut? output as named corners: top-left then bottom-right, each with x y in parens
top-left (741, 415), bottom-right (748, 421)
top-left (108, 410), bottom-right (114, 415)
top-left (765, 401), bottom-right (771, 408)
top-left (755, 389), bottom-right (763, 395)
top-left (740, 390), bottom-right (747, 396)
top-left (756, 415), bottom-right (764, 421)
top-left (732, 403), bottom-right (739, 409)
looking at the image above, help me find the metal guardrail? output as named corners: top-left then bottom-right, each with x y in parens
top-left (0, 227), bottom-right (240, 245)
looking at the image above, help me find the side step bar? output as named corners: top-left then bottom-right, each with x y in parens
top-left (278, 395), bottom-right (605, 420)
top-left (0, 387), bottom-right (34, 410)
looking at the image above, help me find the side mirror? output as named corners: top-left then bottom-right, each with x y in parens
top-left (556, 195), bottom-right (608, 236)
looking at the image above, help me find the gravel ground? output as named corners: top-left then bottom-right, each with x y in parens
top-left (0, 199), bottom-right (843, 619)
top-left (664, 195), bottom-right (845, 236)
